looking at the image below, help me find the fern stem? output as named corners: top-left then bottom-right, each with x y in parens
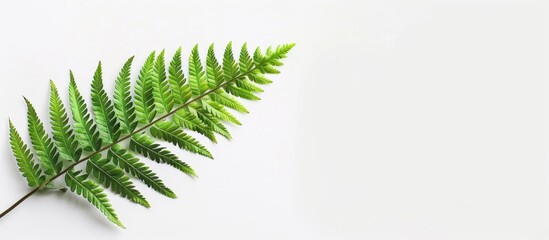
top-left (0, 70), bottom-right (252, 220)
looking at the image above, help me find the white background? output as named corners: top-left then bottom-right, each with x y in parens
top-left (0, 0), bottom-right (548, 239)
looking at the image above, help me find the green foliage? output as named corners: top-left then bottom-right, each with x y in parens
top-left (135, 52), bottom-right (157, 124)
top-left (86, 154), bottom-right (149, 208)
top-left (108, 144), bottom-right (176, 198)
top-left (206, 44), bottom-right (224, 88)
top-left (24, 98), bottom-right (61, 175)
top-left (49, 81), bottom-right (82, 162)
top-left (168, 47), bottom-right (192, 104)
top-left (222, 42), bottom-right (240, 79)
top-left (224, 83), bottom-right (260, 100)
top-left (69, 72), bottom-right (103, 152)
top-left (150, 121), bottom-right (213, 159)
top-left (152, 50), bottom-right (175, 113)
top-left (65, 170), bottom-right (124, 228)
top-left (173, 109), bottom-right (217, 142)
top-left (130, 133), bottom-right (197, 177)
top-left (91, 62), bottom-right (121, 144)
top-left (209, 90), bottom-right (249, 113)
top-left (6, 42), bottom-right (294, 228)
top-left (201, 100), bottom-right (241, 125)
top-left (113, 57), bottom-right (138, 134)
top-left (9, 121), bottom-right (45, 187)
top-left (188, 104), bottom-right (232, 139)
top-left (189, 45), bottom-right (208, 95)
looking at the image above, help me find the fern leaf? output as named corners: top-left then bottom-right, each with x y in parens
top-left (109, 144), bottom-right (176, 198)
top-left (9, 120), bottom-right (45, 187)
top-left (114, 56), bottom-right (138, 134)
top-left (261, 65), bottom-right (281, 74)
top-left (189, 45), bottom-right (208, 95)
top-left (135, 52), bottom-right (157, 124)
top-left (224, 83), bottom-right (260, 100)
top-left (253, 46), bottom-right (264, 66)
top-left (247, 73), bottom-right (273, 85)
top-left (69, 72), bottom-right (103, 152)
top-left (254, 43), bottom-right (294, 74)
top-left (65, 170), bottom-right (124, 228)
top-left (49, 81), bottom-right (82, 161)
top-left (189, 105), bottom-right (232, 139)
top-left (173, 109), bottom-right (217, 143)
top-left (268, 44), bottom-right (295, 63)
top-left (86, 154), bottom-right (150, 208)
top-left (209, 90), bottom-right (248, 113)
top-left (24, 98), bottom-right (61, 175)
top-left (222, 42), bottom-right (240, 79)
top-left (239, 43), bottom-right (254, 73)
top-left (168, 47), bottom-right (192, 105)
top-left (4, 43), bottom-right (295, 228)
top-left (152, 50), bottom-right (175, 113)
top-left (201, 100), bottom-right (241, 125)
top-left (263, 44), bottom-right (295, 71)
top-left (236, 78), bottom-right (264, 93)
top-left (130, 134), bottom-right (197, 177)
top-left (149, 121), bottom-right (213, 159)
top-left (91, 62), bottom-right (121, 144)
top-left (206, 44), bottom-right (224, 88)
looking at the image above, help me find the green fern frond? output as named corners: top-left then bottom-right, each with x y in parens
top-left (113, 57), bottom-right (138, 134)
top-left (152, 50), bottom-right (175, 113)
top-left (109, 144), bottom-right (176, 198)
top-left (129, 133), bottom-right (197, 177)
top-left (134, 52), bottom-right (157, 124)
top-left (69, 72), bottom-right (103, 151)
top-left (24, 98), bottom-right (61, 175)
top-left (201, 100), bottom-right (241, 125)
top-left (189, 45), bottom-right (209, 95)
top-left (209, 90), bottom-right (249, 113)
top-left (236, 78), bottom-right (264, 93)
top-left (65, 170), bottom-right (124, 228)
top-left (247, 73), bottom-right (273, 85)
top-left (222, 42), bottom-right (240, 79)
top-left (86, 154), bottom-right (149, 208)
top-left (150, 121), bottom-right (213, 159)
top-left (49, 81), bottom-right (82, 162)
top-left (3, 42), bottom-right (294, 228)
top-left (91, 62), bottom-right (121, 144)
top-left (173, 109), bottom-right (217, 142)
top-left (239, 43), bottom-right (253, 73)
top-left (206, 44), bottom-right (224, 88)
top-left (253, 46), bottom-right (264, 66)
top-left (224, 83), bottom-right (260, 100)
top-left (189, 104), bottom-right (232, 139)
top-left (9, 120), bottom-right (45, 187)
top-left (168, 47), bottom-right (192, 105)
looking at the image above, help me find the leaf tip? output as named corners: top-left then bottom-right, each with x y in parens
top-left (49, 80), bottom-right (58, 92)
top-left (168, 192), bottom-right (177, 199)
top-left (138, 199), bottom-right (151, 208)
top-left (117, 222), bottom-right (126, 229)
